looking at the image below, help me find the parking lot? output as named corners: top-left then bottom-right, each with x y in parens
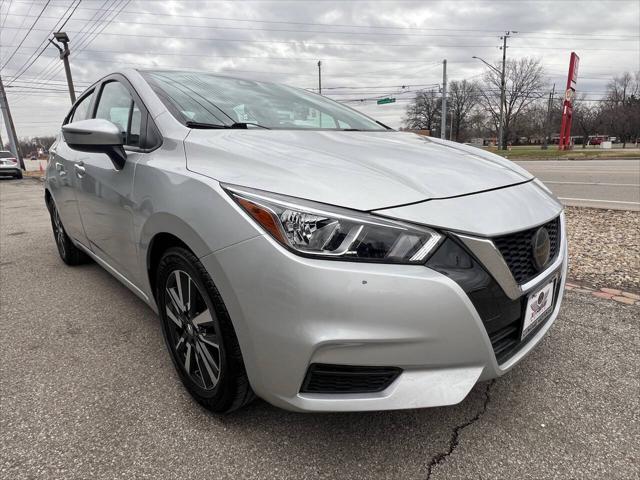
top-left (1, 179), bottom-right (638, 479)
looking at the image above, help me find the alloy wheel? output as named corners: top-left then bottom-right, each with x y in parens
top-left (52, 206), bottom-right (66, 258)
top-left (164, 270), bottom-right (222, 390)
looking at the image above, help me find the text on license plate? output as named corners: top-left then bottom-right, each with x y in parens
top-left (522, 279), bottom-right (555, 339)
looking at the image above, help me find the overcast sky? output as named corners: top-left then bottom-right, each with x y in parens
top-left (1, 0), bottom-right (639, 139)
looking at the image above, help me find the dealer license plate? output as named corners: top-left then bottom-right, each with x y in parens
top-left (522, 279), bottom-right (556, 340)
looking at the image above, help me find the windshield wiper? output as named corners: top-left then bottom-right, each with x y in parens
top-left (375, 120), bottom-right (393, 130)
top-left (230, 122), bottom-right (270, 129)
top-left (185, 121), bottom-right (270, 130)
top-left (185, 121), bottom-right (228, 129)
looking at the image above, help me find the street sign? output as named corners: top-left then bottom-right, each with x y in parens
top-left (376, 97), bottom-right (396, 105)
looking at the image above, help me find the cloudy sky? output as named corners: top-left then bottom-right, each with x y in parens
top-left (1, 0), bottom-right (638, 138)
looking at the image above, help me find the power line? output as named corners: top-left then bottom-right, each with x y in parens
top-left (73, 0), bottom-right (128, 52)
top-left (2, 29), bottom-right (637, 51)
top-left (4, 3), bottom-right (639, 39)
top-left (7, 0), bottom-right (120, 101)
top-left (1, 0), bottom-right (36, 49)
top-left (2, 16), bottom-right (638, 42)
top-left (0, 0), bottom-right (52, 71)
top-left (1, 0), bottom-right (15, 28)
top-left (7, 79), bottom-right (92, 87)
top-left (5, 0), bottom-right (83, 86)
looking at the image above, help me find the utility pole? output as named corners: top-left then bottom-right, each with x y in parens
top-left (542, 83), bottom-right (556, 150)
top-left (317, 60), bottom-right (322, 95)
top-left (441, 59), bottom-right (447, 139)
top-left (450, 108), bottom-right (454, 141)
top-left (49, 32), bottom-right (76, 104)
top-left (498, 31), bottom-right (516, 150)
top-left (0, 74), bottom-right (23, 169)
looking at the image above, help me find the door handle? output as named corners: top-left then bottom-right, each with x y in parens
top-left (74, 161), bottom-right (86, 178)
top-left (55, 162), bottom-right (66, 176)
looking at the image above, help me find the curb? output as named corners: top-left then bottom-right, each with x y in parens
top-left (565, 281), bottom-right (640, 306)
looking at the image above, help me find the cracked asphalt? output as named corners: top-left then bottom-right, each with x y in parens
top-left (1, 179), bottom-right (639, 479)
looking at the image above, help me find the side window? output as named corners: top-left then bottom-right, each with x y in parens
top-left (95, 81), bottom-right (141, 147)
top-left (69, 91), bottom-right (94, 123)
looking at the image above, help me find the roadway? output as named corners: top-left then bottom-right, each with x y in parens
top-left (516, 159), bottom-right (640, 211)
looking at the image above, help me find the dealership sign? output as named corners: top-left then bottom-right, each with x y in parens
top-left (558, 52), bottom-right (580, 150)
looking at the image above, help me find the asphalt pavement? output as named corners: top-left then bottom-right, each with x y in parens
top-left (516, 159), bottom-right (640, 211)
top-left (1, 179), bottom-right (639, 479)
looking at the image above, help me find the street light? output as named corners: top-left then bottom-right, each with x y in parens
top-left (53, 31), bottom-right (70, 43)
top-left (49, 31), bottom-right (75, 104)
top-left (472, 56), bottom-right (501, 75)
top-left (473, 55), bottom-right (505, 149)
top-left (473, 31), bottom-right (516, 150)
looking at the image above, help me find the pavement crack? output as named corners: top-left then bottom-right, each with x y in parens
top-left (425, 379), bottom-right (496, 479)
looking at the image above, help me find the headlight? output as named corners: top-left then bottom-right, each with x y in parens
top-left (224, 185), bottom-right (442, 264)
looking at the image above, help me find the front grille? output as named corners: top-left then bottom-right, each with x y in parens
top-left (426, 237), bottom-right (560, 364)
top-left (300, 364), bottom-right (401, 394)
top-left (493, 217), bottom-right (560, 284)
top-left (488, 278), bottom-right (561, 363)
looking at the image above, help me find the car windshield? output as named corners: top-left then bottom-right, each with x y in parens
top-left (142, 70), bottom-right (387, 131)
top-left (0, 151), bottom-right (14, 158)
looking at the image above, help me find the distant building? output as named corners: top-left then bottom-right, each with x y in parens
top-left (400, 129), bottom-right (431, 136)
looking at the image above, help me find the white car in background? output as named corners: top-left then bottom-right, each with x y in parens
top-left (0, 151), bottom-right (22, 179)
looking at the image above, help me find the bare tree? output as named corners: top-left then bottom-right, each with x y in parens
top-left (478, 57), bottom-right (546, 144)
top-left (403, 90), bottom-right (441, 134)
top-left (573, 96), bottom-right (601, 148)
top-left (15, 135), bottom-right (57, 157)
top-left (600, 71), bottom-right (640, 147)
top-left (511, 101), bottom-right (547, 144)
top-left (448, 80), bottom-right (479, 141)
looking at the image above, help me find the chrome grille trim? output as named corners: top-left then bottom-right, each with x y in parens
top-left (455, 212), bottom-right (566, 300)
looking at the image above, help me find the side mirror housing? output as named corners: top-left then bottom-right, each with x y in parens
top-left (62, 119), bottom-right (127, 169)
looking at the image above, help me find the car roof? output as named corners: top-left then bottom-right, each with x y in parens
top-left (134, 68), bottom-right (279, 85)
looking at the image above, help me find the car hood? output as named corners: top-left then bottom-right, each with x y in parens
top-left (185, 130), bottom-right (533, 211)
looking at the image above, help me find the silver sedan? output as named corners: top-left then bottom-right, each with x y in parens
top-left (45, 70), bottom-right (567, 413)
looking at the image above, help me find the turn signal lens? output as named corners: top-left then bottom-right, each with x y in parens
top-left (235, 197), bottom-right (287, 244)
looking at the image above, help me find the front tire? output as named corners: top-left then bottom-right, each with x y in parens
top-left (156, 247), bottom-right (255, 413)
top-left (47, 200), bottom-right (88, 265)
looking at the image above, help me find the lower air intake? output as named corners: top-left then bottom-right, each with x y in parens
top-left (300, 364), bottom-right (402, 394)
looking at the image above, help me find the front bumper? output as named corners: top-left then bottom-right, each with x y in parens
top-left (201, 212), bottom-right (568, 412)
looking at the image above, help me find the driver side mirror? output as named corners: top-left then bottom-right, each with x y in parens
top-left (62, 119), bottom-right (127, 170)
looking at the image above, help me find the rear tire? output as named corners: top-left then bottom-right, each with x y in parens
top-left (15, 170), bottom-right (23, 179)
top-left (156, 247), bottom-right (255, 413)
top-left (47, 199), bottom-right (89, 265)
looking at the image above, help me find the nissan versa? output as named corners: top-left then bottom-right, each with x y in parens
top-left (45, 70), bottom-right (567, 413)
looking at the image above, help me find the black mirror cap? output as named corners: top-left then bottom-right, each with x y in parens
top-left (67, 144), bottom-right (127, 170)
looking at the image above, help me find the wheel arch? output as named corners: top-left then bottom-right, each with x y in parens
top-left (142, 213), bottom-right (211, 302)
top-left (44, 188), bottom-right (53, 211)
